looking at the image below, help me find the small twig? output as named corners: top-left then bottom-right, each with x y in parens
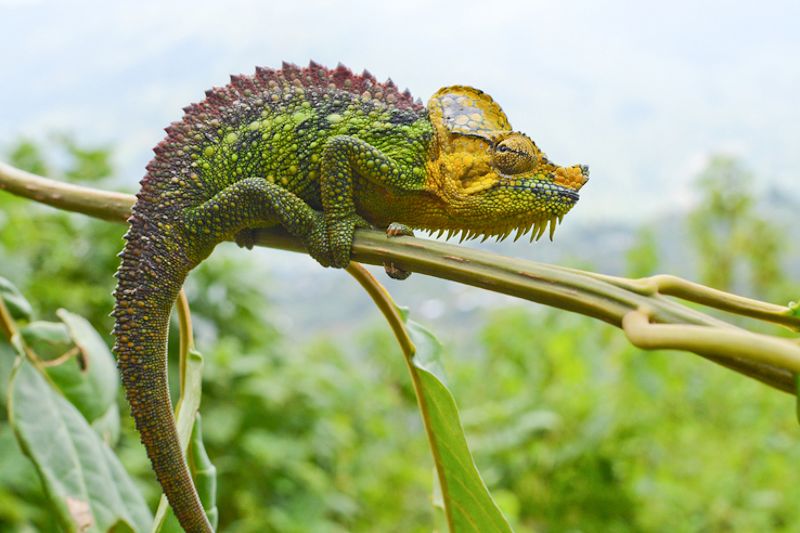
top-left (345, 263), bottom-right (414, 354)
top-left (38, 346), bottom-right (82, 368)
top-left (176, 289), bottom-right (194, 393)
top-left (0, 297), bottom-right (17, 341)
top-left (623, 311), bottom-right (800, 372)
top-left (599, 273), bottom-right (798, 330)
top-left (0, 291), bottom-right (62, 386)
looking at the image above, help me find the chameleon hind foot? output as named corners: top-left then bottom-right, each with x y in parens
top-left (234, 228), bottom-right (258, 250)
top-left (384, 222), bottom-right (413, 280)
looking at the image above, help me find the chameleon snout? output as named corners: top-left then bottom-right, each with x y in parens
top-left (553, 165), bottom-right (589, 191)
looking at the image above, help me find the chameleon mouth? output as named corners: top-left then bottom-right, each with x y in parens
top-left (421, 212), bottom-right (569, 243)
top-left (496, 177), bottom-right (582, 205)
top-left (558, 188), bottom-right (580, 202)
top-left (424, 171), bottom-right (586, 243)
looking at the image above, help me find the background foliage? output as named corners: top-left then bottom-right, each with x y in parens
top-left (1, 136), bottom-right (798, 532)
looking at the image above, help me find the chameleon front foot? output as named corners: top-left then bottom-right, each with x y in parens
top-left (384, 222), bottom-right (413, 280)
top-left (305, 212), bottom-right (370, 268)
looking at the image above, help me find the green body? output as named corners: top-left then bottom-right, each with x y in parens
top-left (113, 62), bottom-right (587, 532)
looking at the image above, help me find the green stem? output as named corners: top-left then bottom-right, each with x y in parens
top-left (345, 264), bottom-right (414, 354)
top-left (623, 311), bottom-right (800, 372)
top-left (345, 263), bottom-right (455, 532)
top-left (0, 297), bottom-right (15, 341)
top-left (176, 289), bottom-right (194, 394)
top-left (0, 285), bottom-right (60, 387)
top-left (596, 273), bottom-right (798, 330)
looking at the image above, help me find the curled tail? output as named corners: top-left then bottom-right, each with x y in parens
top-left (113, 204), bottom-right (212, 533)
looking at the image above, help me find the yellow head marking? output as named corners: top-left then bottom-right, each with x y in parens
top-left (427, 86), bottom-right (511, 141)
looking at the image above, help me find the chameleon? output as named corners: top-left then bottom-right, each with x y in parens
top-left (112, 61), bottom-right (588, 532)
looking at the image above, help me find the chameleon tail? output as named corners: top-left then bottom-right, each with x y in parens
top-left (113, 210), bottom-right (212, 533)
top-left (112, 168), bottom-right (322, 532)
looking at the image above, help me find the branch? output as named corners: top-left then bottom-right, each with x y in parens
top-left (0, 161), bottom-right (132, 222)
top-left (623, 311), bottom-right (800, 372)
top-left (2, 162), bottom-right (799, 394)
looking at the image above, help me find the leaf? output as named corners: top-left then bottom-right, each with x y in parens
top-left (405, 318), bottom-right (514, 533)
top-left (346, 264), bottom-right (513, 532)
top-left (8, 355), bottom-right (152, 532)
top-left (0, 276), bottom-right (33, 322)
top-left (19, 310), bottom-right (119, 424)
top-left (0, 424), bottom-right (40, 495)
top-left (91, 402), bottom-right (121, 446)
top-left (57, 309), bottom-right (120, 421)
top-left (20, 321), bottom-right (71, 355)
top-left (190, 414), bottom-right (219, 530)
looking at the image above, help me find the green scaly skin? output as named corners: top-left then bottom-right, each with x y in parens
top-left (113, 61), bottom-right (588, 532)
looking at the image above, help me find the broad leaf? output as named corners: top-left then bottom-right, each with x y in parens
top-left (8, 356), bottom-right (152, 533)
top-left (190, 414), bottom-right (219, 529)
top-left (91, 402), bottom-right (121, 446)
top-left (405, 318), bottom-right (514, 533)
top-left (19, 310), bottom-right (118, 425)
top-left (57, 309), bottom-right (119, 421)
top-left (0, 276), bottom-right (33, 322)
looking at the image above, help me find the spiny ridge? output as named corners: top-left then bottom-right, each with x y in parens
top-left (426, 215), bottom-right (563, 244)
top-left (138, 61), bottom-right (423, 197)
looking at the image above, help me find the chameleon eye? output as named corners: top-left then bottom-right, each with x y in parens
top-left (494, 141), bottom-right (536, 174)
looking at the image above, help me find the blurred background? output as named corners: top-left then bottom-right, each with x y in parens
top-left (1, 0), bottom-right (799, 531)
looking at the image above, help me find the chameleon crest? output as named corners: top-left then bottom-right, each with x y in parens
top-left (428, 85), bottom-right (512, 139)
top-left (113, 62), bottom-right (588, 532)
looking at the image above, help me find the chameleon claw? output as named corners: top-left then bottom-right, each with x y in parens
top-left (386, 222), bottom-right (414, 238)
top-left (234, 228), bottom-right (257, 250)
top-left (384, 262), bottom-right (412, 280)
top-left (384, 222), bottom-right (414, 280)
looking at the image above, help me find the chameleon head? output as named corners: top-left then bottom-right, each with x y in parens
top-left (425, 86), bottom-right (588, 241)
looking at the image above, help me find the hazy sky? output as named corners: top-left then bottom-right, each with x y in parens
top-left (2, 0), bottom-right (799, 223)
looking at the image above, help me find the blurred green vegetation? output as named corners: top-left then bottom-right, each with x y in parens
top-left (1, 138), bottom-right (798, 532)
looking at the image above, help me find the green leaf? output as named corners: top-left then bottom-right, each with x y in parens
top-left (19, 321), bottom-right (73, 362)
top-left (0, 276), bottom-right (33, 322)
top-left (0, 424), bottom-right (40, 495)
top-left (91, 402), bottom-right (121, 446)
top-left (191, 414), bottom-right (219, 530)
top-left (57, 309), bottom-right (119, 421)
top-left (8, 356), bottom-right (152, 533)
top-left (405, 318), bottom-right (514, 533)
top-left (19, 310), bottom-right (119, 424)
